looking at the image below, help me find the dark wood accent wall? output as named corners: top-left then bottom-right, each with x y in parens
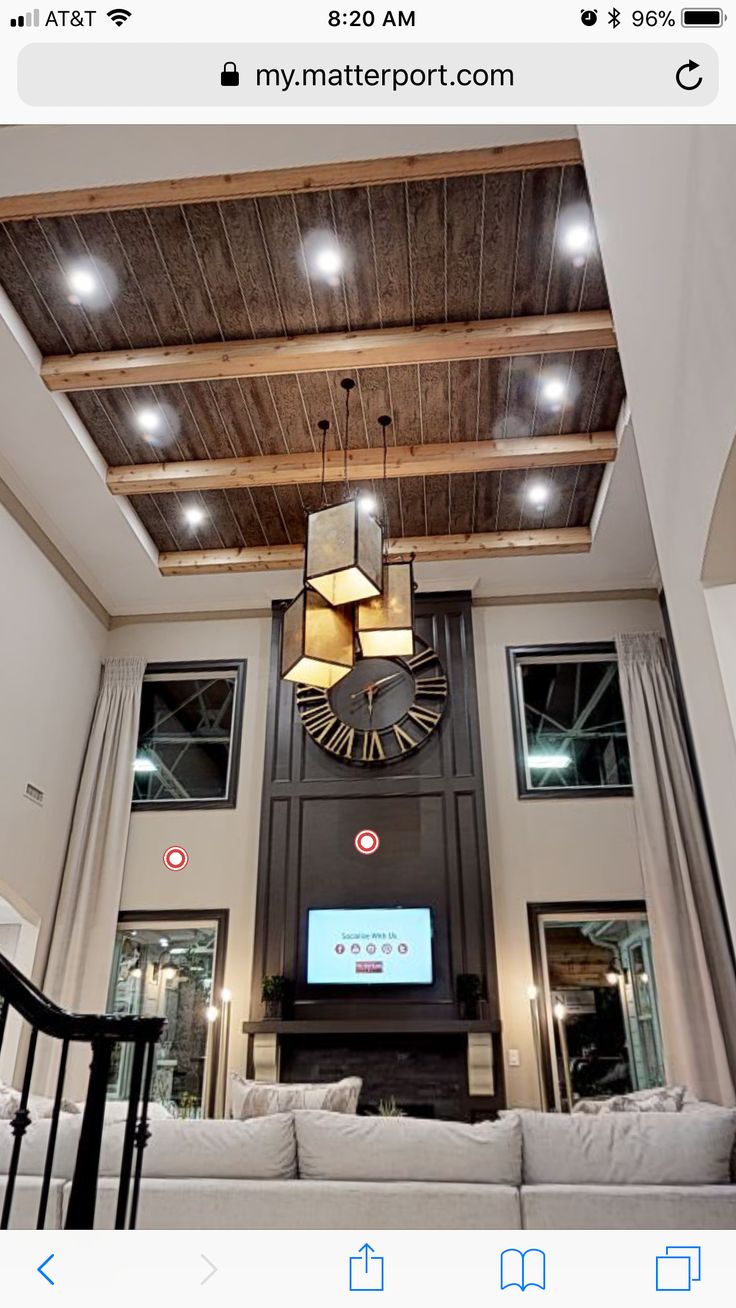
top-left (251, 592), bottom-right (503, 1117)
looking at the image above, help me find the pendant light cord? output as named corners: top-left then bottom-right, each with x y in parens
top-left (378, 413), bottom-right (392, 549)
top-left (340, 377), bottom-right (355, 496)
top-left (317, 419), bottom-right (330, 506)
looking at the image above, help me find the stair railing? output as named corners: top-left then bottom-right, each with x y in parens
top-left (0, 950), bottom-right (164, 1230)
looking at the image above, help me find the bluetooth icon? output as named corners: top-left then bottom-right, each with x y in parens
top-left (608, 6), bottom-right (621, 24)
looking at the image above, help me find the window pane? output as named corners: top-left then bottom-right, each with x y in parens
top-left (134, 674), bottom-right (236, 803)
top-left (107, 925), bottom-right (218, 1118)
top-left (519, 656), bottom-right (631, 790)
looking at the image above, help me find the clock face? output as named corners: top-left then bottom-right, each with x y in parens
top-left (295, 639), bottom-right (448, 766)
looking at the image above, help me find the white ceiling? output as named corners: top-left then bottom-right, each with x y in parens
top-left (0, 124), bottom-right (660, 618)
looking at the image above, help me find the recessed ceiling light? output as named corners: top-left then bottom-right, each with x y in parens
top-left (527, 482), bottom-right (549, 509)
top-left (136, 407), bottom-right (161, 433)
top-left (66, 266), bottom-right (98, 299)
top-left (562, 222), bottom-right (591, 255)
top-left (313, 244), bottom-right (343, 277)
top-left (541, 377), bottom-right (567, 404)
top-left (183, 505), bottom-right (206, 527)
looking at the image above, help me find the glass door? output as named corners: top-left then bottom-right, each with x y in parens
top-left (107, 915), bottom-right (225, 1118)
top-left (533, 908), bottom-right (665, 1111)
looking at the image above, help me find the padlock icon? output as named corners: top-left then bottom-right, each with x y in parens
top-left (221, 61), bottom-right (239, 87)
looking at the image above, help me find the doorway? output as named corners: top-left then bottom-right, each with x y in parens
top-left (529, 902), bottom-right (665, 1111)
top-left (0, 892), bottom-right (40, 1085)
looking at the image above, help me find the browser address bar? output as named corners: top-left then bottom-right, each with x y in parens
top-left (17, 42), bottom-right (717, 108)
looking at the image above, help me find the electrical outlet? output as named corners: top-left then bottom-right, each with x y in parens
top-left (508, 1048), bottom-right (521, 1067)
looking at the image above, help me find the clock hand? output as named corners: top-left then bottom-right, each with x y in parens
top-left (371, 672), bottom-right (404, 693)
top-left (349, 671), bottom-right (403, 703)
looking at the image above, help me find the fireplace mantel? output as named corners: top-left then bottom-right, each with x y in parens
top-left (242, 1019), bottom-right (498, 1101)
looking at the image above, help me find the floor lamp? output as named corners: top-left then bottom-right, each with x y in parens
top-left (217, 989), bottom-right (233, 1118)
top-left (554, 1001), bottom-right (574, 1113)
top-left (527, 985), bottom-right (548, 1111)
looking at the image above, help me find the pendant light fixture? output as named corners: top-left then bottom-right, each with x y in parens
top-left (304, 378), bottom-right (383, 606)
top-left (356, 413), bottom-right (415, 658)
top-left (280, 586), bottom-right (354, 689)
top-left (279, 418), bottom-right (354, 691)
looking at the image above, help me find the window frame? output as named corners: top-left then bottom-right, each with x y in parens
top-left (506, 641), bottom-right (633, 800)
top-left (131, 659), bottom-right (247, 812)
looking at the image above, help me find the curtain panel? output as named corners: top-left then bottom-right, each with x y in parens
top-left (40, 656), bottom-right (145, 1095)
top-left (616, 632), bottom-right (736, 1106)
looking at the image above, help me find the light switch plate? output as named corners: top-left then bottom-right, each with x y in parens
top-left (508, 1048), bottom-right (521, 1067)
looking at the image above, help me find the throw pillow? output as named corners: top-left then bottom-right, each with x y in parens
top-left (229, 1074), bottom-right (362, 1119)
top-left (0, 1081), bottom-right (79, 1120)
top-left (573, 1085), bottom-right (687, 1114)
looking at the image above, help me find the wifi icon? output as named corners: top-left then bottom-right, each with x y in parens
top-left (107, 7), bottom-right (131, 25)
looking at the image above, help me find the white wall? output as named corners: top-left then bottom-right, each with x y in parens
top-left (0, 501), bottom-right (107, 977)
top-left (581, 125), bottom-right (736, 946)
top-left (473, 596), bottom-right (663, 1106)
top-left (106, 616), bottom-right (272, 1078)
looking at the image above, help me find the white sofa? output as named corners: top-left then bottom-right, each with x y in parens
top-left (2, 1107), bottom-right (735, 1230)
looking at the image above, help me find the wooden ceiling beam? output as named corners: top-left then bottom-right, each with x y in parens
top-left (0, 139), bottom-right (582, 223)
top-left (107, 432), bottom-right (617, 497)
top-left (159, 527), bottom-right (591, 576)
top-left (43, 311), bottom-right (615, 392)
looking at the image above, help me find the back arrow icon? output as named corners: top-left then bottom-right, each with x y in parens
top-left (201, 1255), bottom-right (217, 1285)
top-left (37, 1254), bottom-right (55, 1285)
top-left (676, 59), bottom-right (703, 90)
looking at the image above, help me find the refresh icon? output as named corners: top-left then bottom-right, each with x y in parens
top-left (676, 59), bottom-right (703, 90)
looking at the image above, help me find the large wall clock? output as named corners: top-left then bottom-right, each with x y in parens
top-left (295, 638), bottom-right (449, 765)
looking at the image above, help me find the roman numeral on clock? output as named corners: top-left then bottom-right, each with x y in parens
top-left (408, 704), bottom-right (441, 733)
top-left (406, 647), bottom-right (437, 672)
top-left (325, 721), bottom-right (356, 759)
top-left (361, 730), bottom-right (385, 763)
top-left (415, 675), bottom-right (448, 698)
top-left (392, 722), bottom-right (417, 754)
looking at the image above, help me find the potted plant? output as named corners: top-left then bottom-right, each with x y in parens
top-left (261, 974), bottom-right (288, 1020)
top-left (456, 972), bottom-right (483, 1020)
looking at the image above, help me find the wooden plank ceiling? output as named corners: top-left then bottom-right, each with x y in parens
top-left (0, 141), bottom-right (624, 570)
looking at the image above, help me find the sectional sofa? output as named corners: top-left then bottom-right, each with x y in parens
top-left (2, 1106), bottom-right (735, 1230)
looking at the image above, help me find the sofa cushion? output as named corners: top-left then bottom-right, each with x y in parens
top-left (0, 1176), bottom-right (66, 1229)
top-left (294, 1110), bottom-right (521, 1185)
top-left (510, 1108), bottom-right (736, 1186)
top-left (99, 1113), bottom-right (297, 1180)
top-left (0, 1116), bottom-right (83, 1179)
top-left (229, 1074), bottom-right (362, 1119)
top-left (89, 1177), bottom-right (522, 1230)
top-left (521, 1183), bottom-right (736, 1230)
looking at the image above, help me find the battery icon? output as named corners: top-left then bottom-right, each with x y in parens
top-left (681, 7), bottom-right (724, 22)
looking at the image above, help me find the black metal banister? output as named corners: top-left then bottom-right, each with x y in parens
top-left (0, 949), bottom-right (165, 1231)
top-left (0, 950), bottom-right (161, 1043)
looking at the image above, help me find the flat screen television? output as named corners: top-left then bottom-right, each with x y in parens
top-left (306, 907), bottom-right (433, 986)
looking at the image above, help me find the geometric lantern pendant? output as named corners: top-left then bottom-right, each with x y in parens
top-left (280, 588), bottom-right (355, 690)
top-left (305, 498), bottom-right (383, 607)
top-left (356, 561), bottom-right (415, 658)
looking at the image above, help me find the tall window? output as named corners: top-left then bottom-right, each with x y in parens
top-left (132, 660), bottom-right (246, 810)
top-left (508, 643), bottom-right (632, 798)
